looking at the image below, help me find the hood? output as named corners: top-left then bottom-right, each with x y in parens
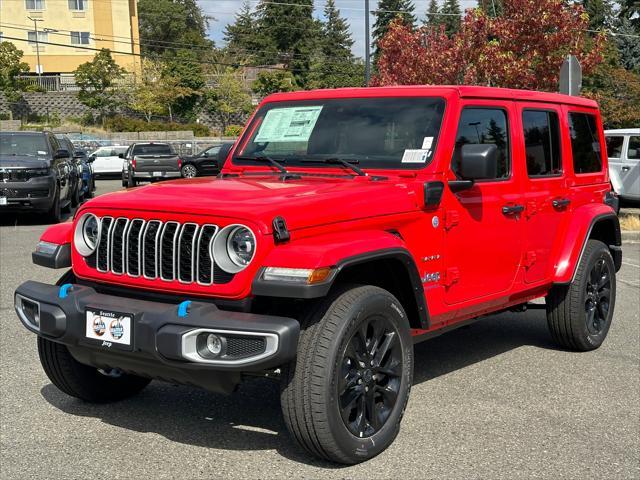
top-left (0, 156), bottom-right (51, 169)
top-left (84, 174), bottom-right (422, 232)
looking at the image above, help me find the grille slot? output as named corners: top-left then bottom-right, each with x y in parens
top-left (90, 216), bottom-right (234, 285)
top-left (225, 336), bottom-right (267, 359)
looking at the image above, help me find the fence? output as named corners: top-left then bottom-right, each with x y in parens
top-left (68, 136), bottom-right (238, 157)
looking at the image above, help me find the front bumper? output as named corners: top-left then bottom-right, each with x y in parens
top-left (0, 177), bottom-right (55, 210)
top-left (15, 281), bottom-right (299, 393)
top-left (133, 171), bottom-right (181, 179)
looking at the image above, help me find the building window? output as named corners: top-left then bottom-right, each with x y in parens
top-left (27, 31), bottom-right (48, 44)
top-left (68, 0), bottom-right (86, 10)
top-left (25, 0), bottom-right (45, 10)
top-left (70, 31), bottom-right (90, 45)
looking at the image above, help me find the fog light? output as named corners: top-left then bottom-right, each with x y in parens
top-left (206, 334), bottom-right (222, 356)
top-left (15, 294), bottom-right (40, 330)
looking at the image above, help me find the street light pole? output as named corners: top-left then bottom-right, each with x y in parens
top-left (28, 16), bottom-right (43, 76)
top-left (364, 0), bottom-right (370, 86)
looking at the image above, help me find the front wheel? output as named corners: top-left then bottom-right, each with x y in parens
top-left (38, 337), bottom-right (150, 402)
top-left (546, 239), bottom-right (616, 351)
top-left (127, 169), bottom-right (136, 188)
top-left (45, 186), bottom-right (62, 224)
top-left (181, 164), bottom-right (198, 178)
top-left (281, 285), bottom-right (413, 464)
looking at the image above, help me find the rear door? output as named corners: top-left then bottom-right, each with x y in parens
top-left (517, 104), bottom-right (568, 283)
top-left (443, 101), bottom-right (525, 305)
top-left (606, 135), bottom-right (626, 195)
top-left (622, 136), bottom-right (640, 200)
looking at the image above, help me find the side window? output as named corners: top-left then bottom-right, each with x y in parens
top-left (568, 112), bottom-right (603, 174)
top-left (453, 108), bottom-right (510, 180)
top-left (48, 135), bottom-right (59, 153)
top-left (605, 136), bottom-right (624, 158)
top-left (628, 137), bottom-right (640, 160)
top-left (523, 110), bottom-right (562, 177)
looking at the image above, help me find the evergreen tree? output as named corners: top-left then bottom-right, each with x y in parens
top-left (616, 16), bottom-right (640, 72)
top-left (321, 0), bottom-right (354, 58)
top-left (477, 0), bottom-right (503, 17)
top-left (424, 0), bottom-right (441, 27)
top-left (224, 2), bottom-right (256, 51)
top-left (441, 0), bottom-right (461, 36)
top-left (581, 0), bottom-right (614, 30)
top-left (373, 0), bottom-right (416, 60)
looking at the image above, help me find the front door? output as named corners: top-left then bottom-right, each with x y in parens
top-left (443, 102), bottom-right (524, 305)
top-left (518, 104), bottom-right (569, 283)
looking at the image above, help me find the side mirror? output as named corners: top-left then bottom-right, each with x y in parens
top-left (87, 156), bottom-right (95, 163)
top-left (118, 153), bottom-right (124, 159)
top-left (449, 144), bottom-right (498, 192)
top-left (54, 149), bottom-right (70, 159)
top-left (217, 143), bottom-right (233, 164)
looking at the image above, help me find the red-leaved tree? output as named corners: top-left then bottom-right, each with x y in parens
top-left (374, 0), bottom-right (605, 91)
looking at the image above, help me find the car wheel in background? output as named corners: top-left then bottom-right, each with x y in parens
top-left (45, 186), bottom-right (62, 224)
top-left (127, 169), bottom-right (137, 188)
top-left (181, 164), bottom-right (198, 178)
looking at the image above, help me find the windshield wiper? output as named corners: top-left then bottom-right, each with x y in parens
top-left (301, 158), bottom-right (366, 176)
top-left (235, 154), bottom-right (301, 179)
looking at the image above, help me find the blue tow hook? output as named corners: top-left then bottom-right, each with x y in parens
top-left (178, 300), bottom-right (192, 318)
top-left (58, 283), bottom-right (73, 299)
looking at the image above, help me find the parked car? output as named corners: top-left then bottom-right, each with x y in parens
top-left (54, 134), bottom-right (83, 207)
top-left (89, 146), bottom-right (128, 177)
top-left (120, 142), bottom-right (182, 187)
top-left (605, 128), bottom-right (640, 203)
top-left (15, 86), bottom-right (621, 464)
top-left (0, 131), bottom-right (75, 222)
top-left (73, 149), bottom-right (96, 200)
top-left (180, 143), bottom-right (232, 178)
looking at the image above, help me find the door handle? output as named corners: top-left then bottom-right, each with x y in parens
top-left (552, 198), bottom-right (571, 209)
top-left (622, 166), bottom-right (630, 172)
top-left (502, 204), bottom-right (525, 215)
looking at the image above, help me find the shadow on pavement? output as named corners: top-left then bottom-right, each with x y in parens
top-left (40, 309), bottom-right (555, 468)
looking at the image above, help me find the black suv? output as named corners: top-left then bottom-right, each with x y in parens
top-left (0, 131), bottom-right (74, 223)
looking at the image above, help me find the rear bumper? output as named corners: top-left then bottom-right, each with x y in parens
top-left (0, 177), bottom-right (55, 211)
top-left (133, 171), bottom-right (181, 179)
top-left (15, 281), bottom-right (299, 393)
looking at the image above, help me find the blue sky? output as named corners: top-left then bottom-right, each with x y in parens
top-left (198, 0), bottom-right (478, 58)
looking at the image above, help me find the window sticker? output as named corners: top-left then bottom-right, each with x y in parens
top-left (401, 149), bottom-right (430, 163)
top-left (37, 150), bottom-right (47, 155)
top-left (421, 137), bottom-right (434, 150)
top-left (254, 106), bottom-right (323, 143)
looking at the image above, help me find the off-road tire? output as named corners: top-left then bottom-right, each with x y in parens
top-left (546, 239), bottom-right (616, 351)
top-left (38, 337), bottom-right (151, 402)
top-left (280, 285), bottom-right (413, 464)
top-left (45, 186), bottom-right (62, 224)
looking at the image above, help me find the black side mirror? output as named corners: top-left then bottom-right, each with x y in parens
top-left (449, 144), bottom-right (498, 192)
top-left (118, 153), bottom-right (124, 159)
top-left (87, 156), bottom-right (95, 163)
top-left (54, 149), bottom-right (70, 159)
top-left (217, 143), bottom-right (234, 164)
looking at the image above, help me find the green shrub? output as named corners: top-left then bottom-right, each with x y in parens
top-left (224, 124), bottom-right (243, 137)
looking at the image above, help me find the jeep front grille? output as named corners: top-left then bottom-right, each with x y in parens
top-left (95, 217), bottom-right (234, 285)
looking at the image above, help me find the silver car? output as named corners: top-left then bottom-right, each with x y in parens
top-left (605, 128), bottom-right (640, 202)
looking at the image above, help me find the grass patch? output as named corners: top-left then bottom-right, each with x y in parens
top-left (620, 214), bottom-right (640, 231)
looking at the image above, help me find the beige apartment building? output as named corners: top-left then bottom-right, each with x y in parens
top-left (0, 0), bottom-right (141, 74)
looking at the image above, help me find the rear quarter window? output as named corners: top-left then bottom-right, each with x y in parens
top-left (568, 112), bottom-right (603, 174)
top-left (628, 137), bottom-right (640, 160)
top-left (605, 136), bottom-right (624, 158)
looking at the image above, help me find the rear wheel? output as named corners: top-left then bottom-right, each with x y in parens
top-left (38, 337), bottom-right (150, 402)
top-left (546, 239), bottom-right (616, 351)
top-left (181, 164), bottom-right (198, 178)
top-left (280, 285), bottom-right (413, 464)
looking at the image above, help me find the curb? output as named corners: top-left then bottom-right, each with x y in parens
top-left (621, 231), bottom-right (640, 243)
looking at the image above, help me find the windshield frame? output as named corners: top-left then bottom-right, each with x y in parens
top-left (232, 96), bottom-right (447, 172)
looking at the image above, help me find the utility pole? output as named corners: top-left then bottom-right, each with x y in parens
top-left (364, 0), bottom-right (370, 86)
top-left (28, 16), bottom-right (43, 76)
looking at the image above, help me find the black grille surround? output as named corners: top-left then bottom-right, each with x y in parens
top-left (92, 217), bottom-right (234, 285)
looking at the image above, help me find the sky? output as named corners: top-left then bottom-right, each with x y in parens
top-left (198, 0), bottom-right (479, 59)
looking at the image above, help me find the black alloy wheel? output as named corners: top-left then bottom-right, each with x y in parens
top-left (585, 258), bottom-right (612, 335)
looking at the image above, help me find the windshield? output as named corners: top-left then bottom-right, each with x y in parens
top-left (234, 97), bottom-right (446, 170)
top-left (0, 133), bottom-right (49, 157)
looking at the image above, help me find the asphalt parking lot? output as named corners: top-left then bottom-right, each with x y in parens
top-left (1, 180), bottom-right (638, 479)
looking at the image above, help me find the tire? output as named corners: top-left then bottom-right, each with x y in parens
top-left (70, 179), bottom-right (80, 208)
top-left (121, 171), bottom-right (127, 188)
top-left (127, 169), bottom-right (137, 188)
top-left (38, 337), bottom-right (151, 403)
top-left (45, 186), bottom-right (62, 224)
top-left (280, 285), bottom-right (413, 464)
top-left (85, 178), bottom-right (94, 199)
top-left (181, 164), bottom-right (198, 178)
top-left (546, 239), bottom-right (616, 351)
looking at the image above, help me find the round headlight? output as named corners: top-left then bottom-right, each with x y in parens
top-left (211, 224), bottom-right (256, 274)
top-left (74, 213), bottom-right (101, 256)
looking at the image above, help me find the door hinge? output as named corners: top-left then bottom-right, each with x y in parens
top-left (443, 267), bottom-right (460, 287)
top-left (525, 250), bottom-right (537, 268)
top-left (444, 210), bottom-right (459, 230)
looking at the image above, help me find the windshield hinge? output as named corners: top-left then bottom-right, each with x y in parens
top-left (273, 216), bottom-right (290, 244)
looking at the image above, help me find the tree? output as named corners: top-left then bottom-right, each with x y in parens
top-left (440, 0), bottom-right (462, 36)
top-left (74, 49), bottom-right (125, 121)
top-left (204, 70), bottom-right (253, 132)
top-left (581, 0), bottom-right (614, 30)
top-left (162, 50), bottom-right (206, 119)
top-left (424, 0), bottom-right (441, 27)
top-left (374, 0), bottom-right (605, 91)
top-left (252, 70), bottom-right (297, 97)
top-left (224, 2), bottom-right (264, 56)
top-left (477, 0), bottom-right (503, 17)
top-left (619, 0), bottom-right (640, 28)
top-left (615, 16), bottom-right (640, 72)
top-left (584, 65), bottom-right (640, 128)
top-left (0, 42), bottom-right (30, 102)
top-left (372, 0), bottom-right (416, 60)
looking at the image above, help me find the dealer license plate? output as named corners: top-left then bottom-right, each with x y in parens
top-left (153, 171), bottom-right (162, 176)
top-left (85, 308), bottom-right (132, 348)
top-left (0, 197), bottom-right (7, 206)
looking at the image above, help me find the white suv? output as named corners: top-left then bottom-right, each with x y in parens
top-left (89, 146), bottom-right (129, 176)
top-left (605, 128), bottom-right (640, 202)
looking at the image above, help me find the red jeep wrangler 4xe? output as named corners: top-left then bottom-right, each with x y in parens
top-left (15, 86), bottom-right (621, 464)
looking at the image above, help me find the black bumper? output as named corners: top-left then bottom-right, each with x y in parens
top-left (15, 281), bottom-right (299, 393)
top-left (0, 177), bottom-right (55, 211)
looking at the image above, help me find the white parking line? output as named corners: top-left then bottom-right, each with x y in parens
top-left (622, 261), bottom-right (640, 269)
